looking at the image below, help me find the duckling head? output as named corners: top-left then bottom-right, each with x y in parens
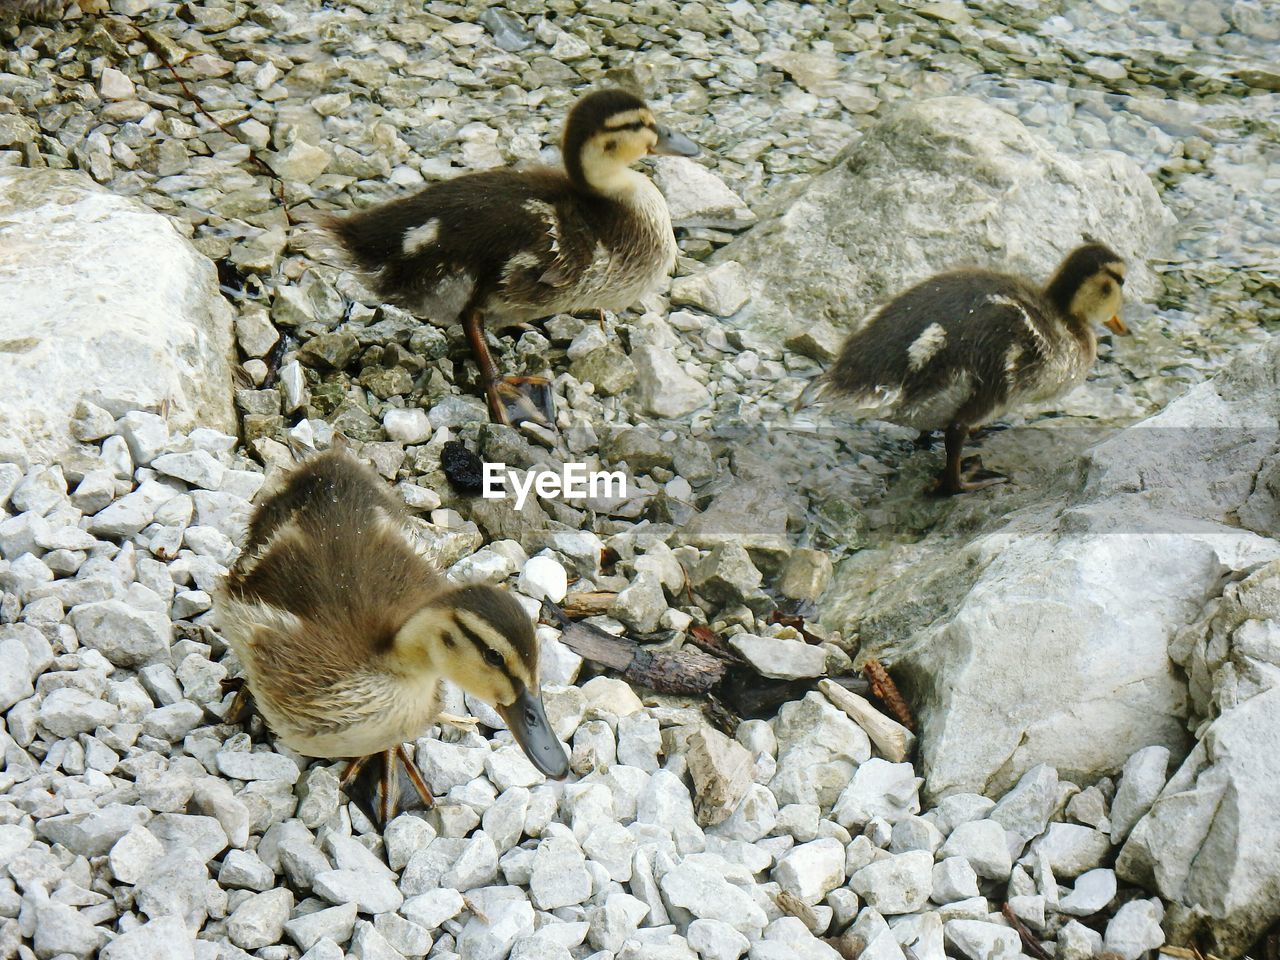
top-left (400, 584), bottom-right (569, 779)
top-left (563, 88), bottom-right (699, 196)
top-left (1046, 242), bottom-right (1129, 335)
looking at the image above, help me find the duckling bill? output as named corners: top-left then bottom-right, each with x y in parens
top-left (325, 88), bottom-right (698, 428)
top-left (214, 447), bottom-right (569, 825)
top-left (809, 242), bottom-right (1129, 495)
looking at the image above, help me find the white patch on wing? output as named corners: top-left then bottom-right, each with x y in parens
top-left (522, 200), bottom-right (561, 255)
top-left (906, 322), bottom-right (947, 371)
top-left (403, 219), bottom-right (440, 255)
top-left (989, 293), bottom-right (1049, 355)
top-left (1004, 343), bottom-right (1023, 384)
top-left (501, 251), bottom-right (542, 285)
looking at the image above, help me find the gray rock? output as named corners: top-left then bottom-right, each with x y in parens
top-left (671, 261), bottom-right (751, 318)
top-left (729, 633), bottom-right (825, 680)
top-left (771, 693), bottom-right (873, 809)
top-left (68, 599), bottom-right (171, 668)
top-left (284, 903), bottom-right (359, 951)
top-left (587, 892), bottom-right (650, 953)
top-left (227, 888), bottom-right (293, 950)
top-left (33, 901), bottom-right (106, 958)
top-left (687, 918), bottom-right (750, 960)
top-left (529, 829), bottom-right (592, 910)
top-left (1110, 745), bottom-right (1171, 842)
top-left (943, 919), bottom-right (1021, 960)
top-left (689, 542), bottom-right (763, 606)
top-left (313, 869), bottom-right (403, 914)
top-left (609, 571), bottom-right (668, 634)
top-left (936, 820), bottom-right (1012, 881)
top-left (774, 837), bottom-right (845, 905)
top-left (630, 344), bottom-right (711, 418)
top-left (1104, 898), bottom-right (1165, 960)
top-left (399, 889), bottom-right (465, 931)
top-left (218, 849), bottom-right (275, 892)
top-left (831, 758), bottom-right (919, 829)
top-left (931, 857), bottom-right (980, 904)
top-left (456, 891), bottom-right (535, 960)
top-left (1028, 824), bottom-right (1111, 879)
top-left (652, 157), bottom-right (756, 230)
top-left (216, 749), bottom-right (302, 784)
top-left (109, 824), bottom-right (165, 885)
top-left (134, 849), bottom-right (210, 932)
top-left (616, 712), bottom-right (662, 772)
top-left (39, 686), bottom-right (119, 737)
top-left (1058, 868), bottom-right (1116, 916)
top-left (660, 859), bottom-right (767, 938)
top-left (1057, 920), bottom-right (1103, 960)
top-left (849, 851), bottom-right (934, 915)
top-left (99, 916), bottom-right (195, 960)
top-left (1118, 686), bottom-right (1280, 954)
top-left (0, 176), bottom-right (235, 463)
top-left (151, 451), bottom-right (225, 490)
top-left (374, 912), bottom-right (434, 957)
top-left (826, 342), bottom-right (1280, 803)
top-left (38, 803), bottom-right (149, 857)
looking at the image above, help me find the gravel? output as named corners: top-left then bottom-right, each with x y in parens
top-left (4, 0), bottom-right (1271, 954)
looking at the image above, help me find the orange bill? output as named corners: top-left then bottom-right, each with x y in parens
top-left (1104, 315), bottom-right (1130, 336)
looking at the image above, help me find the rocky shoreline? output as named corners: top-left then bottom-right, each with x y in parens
top-left (2, 0), bottom-right (1279, 959)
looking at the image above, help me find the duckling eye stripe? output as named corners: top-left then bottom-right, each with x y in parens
top-left (1104, 268), bottom-right (1125, 286)
top-left (603, 121), bottom-right (648, 132)
top-left (455, 611), bottom-right (519, 667)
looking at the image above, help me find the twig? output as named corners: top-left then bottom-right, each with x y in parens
top-left (863, 657), bottom-right (915, 732)
top-left (134, 27), bottom-right (294, 228)
top-left (1001, 902), bottom-right (1052, 960)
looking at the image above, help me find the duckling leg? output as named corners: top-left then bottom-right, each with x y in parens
top-left (396, 744), bottom-right (436, 809)
top-left (462, 309), bottom-right (555, 428)
top-left (936, 421), bottom-right (1007, 495)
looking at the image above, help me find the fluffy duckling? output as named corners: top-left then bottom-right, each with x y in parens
top-left (215, 447), bottom-right (569, 825)
top-left (325, 88), bottom-right (699, 427)
top-left (808, 242), bottom-right (1129, 495)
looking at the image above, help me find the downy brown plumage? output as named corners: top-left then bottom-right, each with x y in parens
top-left (215, 447), bottom-right (568, 824)
top-left (808, 243), bottom-right (1129, 494)
top-left (325, 88), bottom-right (698, 426)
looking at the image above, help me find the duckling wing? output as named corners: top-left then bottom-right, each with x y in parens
top-left (221, 451), bottom-right (441, 683)
top-left (821, 272), bottom-right (1046, 428)
top-left (327, 169), bottom-right (606, 321)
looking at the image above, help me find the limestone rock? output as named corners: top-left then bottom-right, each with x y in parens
top-left (0, 169), bottom-right (234, 463)
top-left (824, 339), bottom-right (1280, 801)
top-left (652, 157), bottom-right (756, 230)
top-left (714, 96), bottom-right (1172, 343)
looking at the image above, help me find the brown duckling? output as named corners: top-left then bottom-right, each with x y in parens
top-left (214, 447), bottom-right (569, 825)
top-left (807, 242), bottom-right (1129, 495)
top-left (325, 88), bottom-right (699, 427)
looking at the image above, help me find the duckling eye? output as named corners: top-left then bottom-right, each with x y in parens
top-left (484, 648), bottom-right (505, 668)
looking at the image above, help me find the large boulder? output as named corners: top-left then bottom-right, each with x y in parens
top-left (706, 96), bottom-right (1173, 341)
top-left (0, 169), bottom-right (235, 463)
top-left (822, 338), bottom-right (1280, 803)
top-left (1117, 558), bottom-right (1280, 957)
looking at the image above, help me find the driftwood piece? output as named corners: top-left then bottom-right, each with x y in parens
top-left (559, 591), bottom-right (617, 619)
top-left (863, 657), bottom-right (916, 731)
top-left (543, 601), bottom-right (726, 695)
top-left (818, 678), bottom-right (916, 762)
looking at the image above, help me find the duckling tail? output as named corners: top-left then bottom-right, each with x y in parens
top-left (791, 376), bottom-right (828, 415)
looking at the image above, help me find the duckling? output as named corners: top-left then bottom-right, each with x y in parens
top-left (325, 88), bottom-right (699, 427)
top-left (807, 242), bottom-right (1129, 495)
top-left (214, 447), bottom-right (569, 825)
